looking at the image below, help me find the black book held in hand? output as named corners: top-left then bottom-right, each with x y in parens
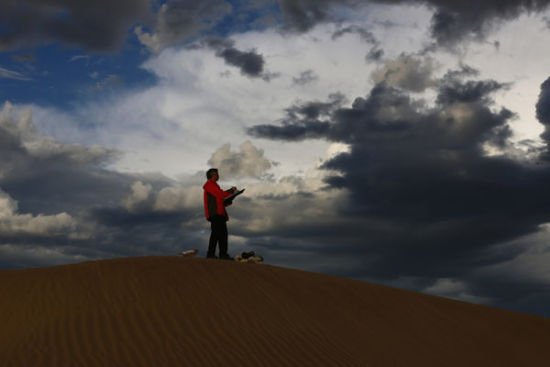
top-left (224, 188), bottom-right (245, 204)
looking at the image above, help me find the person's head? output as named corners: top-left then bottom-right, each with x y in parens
top-left (206, 168), bottom-right (219, 181)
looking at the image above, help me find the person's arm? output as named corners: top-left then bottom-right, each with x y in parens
top-left (223, 187), bottom-right (238, 206)
top-left (204, 181), bottom-right (233, 200)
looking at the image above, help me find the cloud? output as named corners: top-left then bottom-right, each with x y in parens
top-left (0, 188), bottom-right (79, 237)
top-left (0, 102), bottom-right (128, 215)
top-left (423, 278), bottom-right (493, 304)
top-left (0, 107), bottom-right (90, 239)
top-left (154, 185), bottom-right (200, 212)
top-left (538, 78), bottom-right (550, 121)
top-left (247, 66), bottom-right (550, 312)
top-left (0, 0), bottom-right (150, 51)
top-left (202, 38), bottom-right (270, 79)
top-left (0, 66), bottom-right (30, 81)
top-left (292, 70), bottom-right (319, 86)
top-left (217, 47), bottom-right (265, 78)
top-left (135, 0), bottom-right (232, 53)
top-left (331, 25), bottom-right (378, 44)
top-left (436, 79), bottom-right (507, 105)
top-left (68, 55), bottom-right (90, 63)
top-left (0, 189), bottom-right (17, 217)
top-left (277, 0), bottom-right (550, 47)
top-left (366, 48), bottom-right (384, 62)
top-left (331, 24), bottom-right (385, 63)
top-left (278, 0), bottom-right (360, 32)
top-left (122, 181), bottom-right (153, 212)
top-left (0, 103), bottom-right (120, 170)
top-left (248, 93), bottom-right (345, 141)
top-left (420, 0), bottom-right (550, 47)
top-left (536, 76), bottom-right (550, 159)
top-left (371, 54), bottom-right (436, 92)
top-left (0, 243), bottom-right (90, 270)
top-left (425, 1), bottom-right (550, 47)
top-left (3, 0), bottom-right (548, 53)
top-left (207, 141), bottom-right (274, 179)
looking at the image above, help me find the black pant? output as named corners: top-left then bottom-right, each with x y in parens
top-left (208, 215), bottom-right (228, 257)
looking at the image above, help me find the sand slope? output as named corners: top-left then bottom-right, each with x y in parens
top-left (1, 256), bottom-right (549, 366)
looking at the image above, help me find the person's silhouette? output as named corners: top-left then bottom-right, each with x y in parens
top-left (202, 168), bottom-right (237, 260)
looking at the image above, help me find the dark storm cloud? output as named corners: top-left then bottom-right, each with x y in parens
top-left (203, 38), bottom-right (271, 79)
top-left (421, 0), bottom-right (550, 47)
top-left (536, 76), bottom-right (550, 159)
top-left (248, 69), bottom-right (550, 315)
top-left (248, 93), bottom-right (345, 141)
top-left (436, 79), bottom-right (507, 105)
top-left (277, 0), bottom-right (550, 47)
top-left (536, 77), bottom-right (550, 125)
top-left (0, 0), bottom-right (150, 51)
top-left (217, 47), bottom-right (265, 78)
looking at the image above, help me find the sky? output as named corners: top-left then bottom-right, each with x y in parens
top-left (2, 0), bottom-right (550, 317)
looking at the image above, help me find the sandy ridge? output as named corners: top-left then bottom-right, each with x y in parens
top-left (1, 256), bottom-right (549, 366)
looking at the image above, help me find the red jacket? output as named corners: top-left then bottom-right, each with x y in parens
top-left (203, 180), bottom-right (233, 221)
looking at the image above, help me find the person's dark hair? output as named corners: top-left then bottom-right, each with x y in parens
top-left (206, 168), bottom-right (218, 179)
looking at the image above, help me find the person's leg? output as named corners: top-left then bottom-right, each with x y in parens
top-left (218, 220), bottom-right (229, 257)
top-left (207, 218), bottom-right (220, 258)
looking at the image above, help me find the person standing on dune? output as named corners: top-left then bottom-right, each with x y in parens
top-left (203, 168), bottom-right (237, 260)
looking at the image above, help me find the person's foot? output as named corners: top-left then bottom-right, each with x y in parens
top-left (206, 254), bottom-right (218, 259)
top-left (219, 254), bottom-right (234, 260)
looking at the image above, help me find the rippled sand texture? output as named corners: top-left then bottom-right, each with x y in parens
top-left (1, 256), bottom-right (549, 366)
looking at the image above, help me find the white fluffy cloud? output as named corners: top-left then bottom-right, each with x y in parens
top-left (207, 141), bottom-right (273, 179)
top-left (121, 181), bottom-right (153, 211)
top-left (154, 185), bottom-right (201, 212)
top-left (0, 189), bottom-right (80, 237)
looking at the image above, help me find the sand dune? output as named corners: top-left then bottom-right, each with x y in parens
top-left (1, 256), bottom-right (549, 366)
